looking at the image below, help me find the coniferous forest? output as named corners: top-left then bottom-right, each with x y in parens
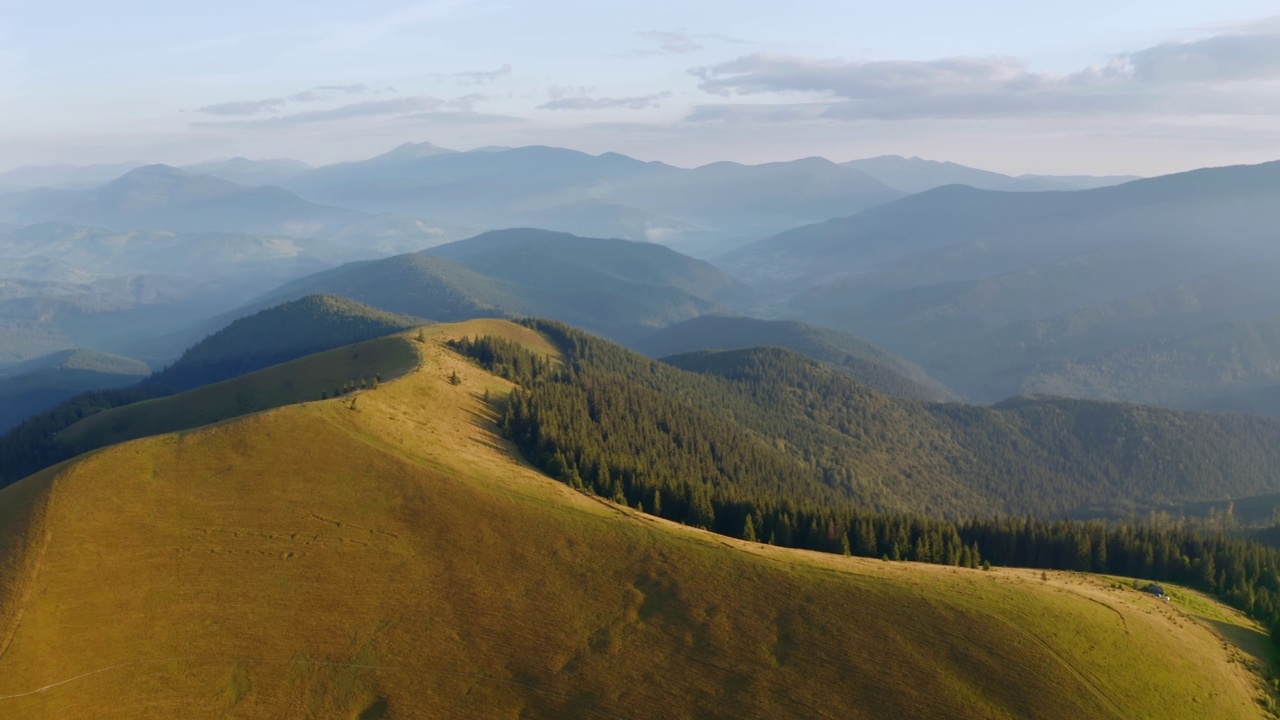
top-left (451, 321), bottom-right (1280, 643)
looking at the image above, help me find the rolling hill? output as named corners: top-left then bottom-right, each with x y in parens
top-left (0, 296), bottom-right (426, 484)
top-left (241, 229), bottom-right (748, 344)
top-left (0, 319), bottom-right (1269, 718)
top-left (150, 294), bottom-right (425, 392)
top-left (632, 315), bottom-right (956, 402)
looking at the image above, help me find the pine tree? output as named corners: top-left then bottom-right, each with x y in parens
top-left (743, 514), bottom-right (758, 543)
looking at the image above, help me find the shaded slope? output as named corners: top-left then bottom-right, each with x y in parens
top-left (0, 320), bottom-right (1265, 719)
top-left (633, 315), bottom-right (955, 402)
top-left (0, 350), bottom-right (149, 433)
top-left (1012, 317), bottom-right (1280, 410)
top-left (927, 260), bottom-right (1280, 401)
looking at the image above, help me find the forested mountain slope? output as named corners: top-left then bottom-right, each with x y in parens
top-left (633, 315), bottom-right (955, 402)
top-left (458, 322), bottom-right (1280, 519)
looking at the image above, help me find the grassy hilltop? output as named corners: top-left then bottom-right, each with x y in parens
top-left (0, 320), bottom-right (1272, 718)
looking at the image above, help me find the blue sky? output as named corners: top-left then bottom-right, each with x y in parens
top-left (2, 1), bottom-right (1278, 174)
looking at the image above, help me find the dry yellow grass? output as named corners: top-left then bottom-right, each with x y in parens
top-left (0, 319), bottom-right (1270, 719)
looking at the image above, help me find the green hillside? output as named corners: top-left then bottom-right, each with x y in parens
top-left (0, 349), bottom-right (150, 432)
top-left (0, 333), bottom-right (418, 488)
top-left (0, 296), bottom-right (424, 487)
top-left (152, 294), bottom-right (425, 391)
top-left (633, 315), bottom-right (956, 402)
top-left (0, 319), bottom-right (1269, 718)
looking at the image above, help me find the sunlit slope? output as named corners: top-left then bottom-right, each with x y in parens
top-left (53, 332), bottom-right (420, 458)
top-left (0, 320), bottom-right (1267, 719)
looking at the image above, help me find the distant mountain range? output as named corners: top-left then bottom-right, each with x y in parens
top-left (721, 159), bottom-right (1280, 413)
top-left (844, 155), bottom-right (1139, 194)
top-left (2, 146), bottom-right (1141, 260)
top-left (5, 148), bottom-right (1276, 419)
top-left (0, 161), bottom-right (146, 192)
top-left (0, 164), bottom-right (358, 236)
top-left (181, 157), bottom-right (313, 187)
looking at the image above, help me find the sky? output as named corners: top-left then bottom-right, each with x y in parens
top-left (1, 0), bottom-right (1278, 175)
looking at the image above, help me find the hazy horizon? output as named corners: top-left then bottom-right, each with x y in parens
top-left (3, 2), bottom-right (1279, 176)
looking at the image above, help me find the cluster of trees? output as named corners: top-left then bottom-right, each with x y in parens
top-left (450, 322), bottom-right (1280, 642)
top-left (324, 374), bottom-right (381, 399)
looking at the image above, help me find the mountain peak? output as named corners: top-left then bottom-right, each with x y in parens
top-left (119, 164), bottom-right (190, 181)
top-left (373, 141), bottom-right (457, 162)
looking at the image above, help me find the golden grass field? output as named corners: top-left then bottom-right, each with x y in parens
top-left (0, 319), bottom-right (1272, 718)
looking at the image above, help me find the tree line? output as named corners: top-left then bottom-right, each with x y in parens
top-left (450, 324), bottom-right (1280, 643)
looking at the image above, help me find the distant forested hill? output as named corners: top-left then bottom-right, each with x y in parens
top-left (633, 315), bottom-right (956, 402)
top-left (240, 229), bottom-right (749, 343)
top-left (1007, 318), bottom-right (1280, 410)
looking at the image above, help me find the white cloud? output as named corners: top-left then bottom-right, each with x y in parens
top-left (539, 92), bottom-right (673, 111)
top-left (689, 27), bottom-right (1280, 121)
top-left (196, 85), bottom-right (371, 117)
top-left (636, 31), bottom-right (704, 56)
